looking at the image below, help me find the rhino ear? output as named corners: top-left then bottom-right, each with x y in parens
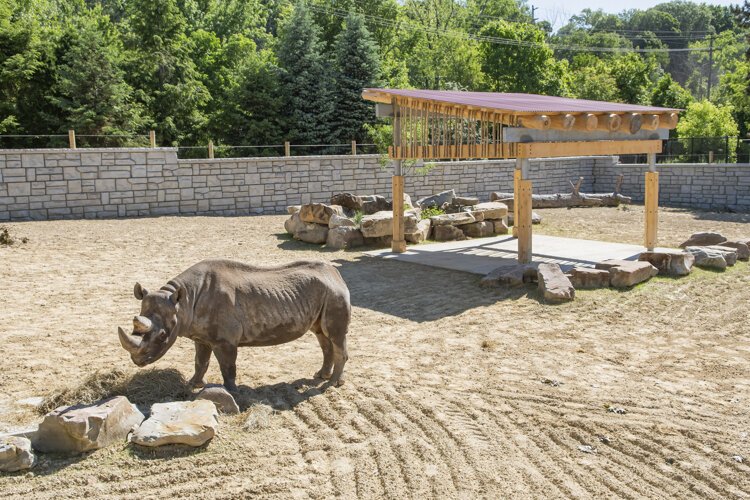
top-left (170, 285), bottom-right (186, 305)
top-left (134, 283), bottom-right (148, 300)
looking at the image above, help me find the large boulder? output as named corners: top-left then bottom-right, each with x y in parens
top-left (293, 222), bottom-right (328, 244)
top-left (131, 400), bottom-right (219, 447)
top-left (453, 196), bottom-right (479, 207)
top-left (360, 211), bottom-right (418, 238)
top-left (328, 214), bottom-right (356, 229)
top-left (33, 396), bottom-right (145, 454)
top-left (0, 437), bottom-right (35, 472)
top-left (330, 193), bottom-right (362, 212)
top-left (715, 241), bottom-right (750, 261)
top-left (595, 259), bottom-right (658, 288)
top-left (679, 232), bottom-right (727, 248)
top-left (493, 220), bottom-right (509, 235)
top-left (326, 227), bottom-right (364, 250)
top-left (286, 205), bottom-right (301, 215)
top-left (569, 267), bottom-right (610, 289)
top-left (537, 263), bottom-right (575, 302)
top-left (707, 245), bottom-right (741, 265)
top-left (405, 219), bottom-right (431, 243)
top-left (638, 250), bottom-right (694, 277)
top-left (284, 213), bottom-right (306, 235)
top-left (299, 203), bottom-right (344, 225)
top-left (416, 190), bottom-right (455, 209)
top-left (430, 212), bottom-right (476, 226)
top-left (462, 221), bottom-right (494, 238)
top-left (480, 263), bottom-right (539, 287)
top-left (363, 235), bottom-right (392, 248)
top-left (433, 225), bottom-right (465, 242)
top-left (195, 386), bottom-right (239, 415)
top-left (684, 246), bottom-right (728, 270)
top-left (472, 202), bottom-right (508, 220)
top-left (360, 195), bottom-right (391, 215)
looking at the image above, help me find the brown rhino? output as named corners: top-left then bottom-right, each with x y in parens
top-left (118, 259), bottom-right (350, 390)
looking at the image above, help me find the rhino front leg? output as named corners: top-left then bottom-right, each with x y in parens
top-left (189, 342), bottom-right (212, 389)
top-left (213, 343), bottom-right (238, 392)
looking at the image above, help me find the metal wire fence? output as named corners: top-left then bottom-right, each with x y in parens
top-left (619, 136), bottom-right (750, 164)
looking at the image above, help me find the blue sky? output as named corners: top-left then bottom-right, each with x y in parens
top-left (531, 0), bottom-right (739, 30)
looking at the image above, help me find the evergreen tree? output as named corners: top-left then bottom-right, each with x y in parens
top-left (50, 11), bottom-right (144, 143)
top-left (331, 12), bottom-right (380, 145)
top-left (276, 2), bottom-right (333, 150)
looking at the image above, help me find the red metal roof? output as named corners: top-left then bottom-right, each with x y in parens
top-left (364, 88), bottom-right (680, 114)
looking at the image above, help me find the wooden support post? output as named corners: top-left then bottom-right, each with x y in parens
top-left (516, 158), bottom-right (533, 263)
top-left (68, 129), bottom-right (76, 149)
top-left (208, 140), bottom-right (214, 159)
top-left (644, 153), bottom-right (659, 251)
top-left (284, 141), bottom-right (291, 157)
top-left (512, 169), bottom-right (521, 238)
top-left (351, 140), bottom-right (357, 155)
top-left (392, 170), bottom-right (406, 253)
top-left (149, 130), bottom-right (156, 148)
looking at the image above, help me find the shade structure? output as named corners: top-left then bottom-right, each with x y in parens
top-left (362, 88), bottom-right (679, 260)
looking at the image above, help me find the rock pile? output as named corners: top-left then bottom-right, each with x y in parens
top-left (283, 191), bottom-right (510, 249)
top-left (0, 385), bottom-right (242, 473)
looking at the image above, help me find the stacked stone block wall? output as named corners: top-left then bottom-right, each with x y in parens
top-left (1, 147), bottom-right (748, 221)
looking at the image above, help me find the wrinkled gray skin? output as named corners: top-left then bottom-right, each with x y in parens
top-left (118, 259), bottom-right (351, 390)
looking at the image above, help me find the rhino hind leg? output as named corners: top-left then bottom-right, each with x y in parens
top-left (313, 331), bottom-right (334, 380)
top-left (321, 299), bottom-right (350, 387)
top-left (189, 342), bottom-right (212, 389)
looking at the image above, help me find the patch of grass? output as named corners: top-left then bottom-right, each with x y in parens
top-left (420, 207), bottom-right (445, 220)
top-left (39, 367), bottom-right (192, 414)
top-left (353, 210), bottom-right (364, 227)
top-left (0, 226), bottom-right (28, 246)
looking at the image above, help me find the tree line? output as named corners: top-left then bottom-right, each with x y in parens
top-left (1, 0), bottom-right (748, 153)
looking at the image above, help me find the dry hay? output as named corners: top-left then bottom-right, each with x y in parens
top-left (38, 367), bottom-right (192, 414)
top-left (242, 402), bottom-right (276, 431)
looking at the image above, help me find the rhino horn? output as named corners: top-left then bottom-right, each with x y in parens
top-left (118, 326), bottom-right (141, 353)
top-left (133, 315), bottom-right (152, 334)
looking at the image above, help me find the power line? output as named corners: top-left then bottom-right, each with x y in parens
top-left (306, 3), bottom-right (731, 54)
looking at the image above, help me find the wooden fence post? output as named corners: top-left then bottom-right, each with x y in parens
top-left (284, 141), bottom-right (291, 157)
top-left (68, 129), bottom-right (76, 149)
top-left (149, 130), bottom-right (156, 148)
top-left (208, 140), bottom-right (214, 159)
top-left (351, 140), bottom-right (357, 155)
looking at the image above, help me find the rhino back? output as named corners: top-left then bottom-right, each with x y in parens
top-left (176, 260), bottom-right (348, 345)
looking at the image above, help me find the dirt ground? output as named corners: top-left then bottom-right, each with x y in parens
top-left (1, 205), bottom-right (749, 499)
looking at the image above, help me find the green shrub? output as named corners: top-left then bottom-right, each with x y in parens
top-left (420, 207), bottom-right (445, 220)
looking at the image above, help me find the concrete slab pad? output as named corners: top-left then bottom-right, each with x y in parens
top-left (366, 235), bottom-right (672, 275)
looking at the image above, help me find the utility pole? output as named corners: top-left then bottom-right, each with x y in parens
top-left (531, 5), bottom-right (537, 24)
top-left (707, 34), bottom-right (715, 101)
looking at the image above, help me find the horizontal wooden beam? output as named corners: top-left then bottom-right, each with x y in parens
top-left (515, 140), bottom-right (662, 158)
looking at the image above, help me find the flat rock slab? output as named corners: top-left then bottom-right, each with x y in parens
top-left (430, 212), bottom-right (476, 226)
top-left (685, 246), bottom-right (728, 270)
top-left (361, 211), bottom-right (418, 238)
top-left (0, 437), bottom-right (35, 472)
top-left (508, 212), bottom-right (542, 225)
top-left (299, 204), bottom-right (344, 225)
top-left (360, 195), bottom-right (391, 215)
top-left (472, 202), bottom-right (508, 220)
top-left (462, 221), bottom-right (494, 238)
top-left (131, 400), bottom-right (219, 447)
top-left (328, 214), bottom-right (356, 229)
top-left (405, 219), bottom-right (431, 244)
top-left (480, 263), bottom-right (539, 287)
top-left (33, 396), bottom-right (145, 454)
top-left (638, 250), bottom-right (694, 276)
top-left (195, 386), bottom-right (240, 415)
top-left (569, 267), bottom-right (611, 289)
top-left (706, 245), bottom-right (740, 265)
top-left (453, 196), bottom-right (479, 206)
top-left (679, 232), bottom-right (727, 248)
top-left (416, 189), bottom-right (455, 209)
top-left (294, 222), bottom-right (328, 244)
top-left (595, 259), bottom-right (658, 288)
top-left (433, 225), bottom-right (466, 242)
top-left (717, 241), bottom-right (750, 261)
top-left (537, 263), bottom-right (575, 302)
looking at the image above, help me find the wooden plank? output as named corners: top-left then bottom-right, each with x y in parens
top-left (391, 175), bottom-right (406, 253)
top-left (517, 179), bottom-right (533, 263)
top-left (515, 140), bottom-right (662, 159)
top-left (284, 141), bottom-right (291, 157)
top-left (149, 130), bottom-right (156, 148)
top-left (208, 140), bottom-right (214, 159)
top-left (68, 129), bottom-right (76, 149)
top-left (644, 172), bottom-right (659, 250)
top-left (351, 140), bottom-right (357, 155)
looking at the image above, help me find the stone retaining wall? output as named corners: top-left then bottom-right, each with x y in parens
top-left (0, 147), bottom-right (748, 221)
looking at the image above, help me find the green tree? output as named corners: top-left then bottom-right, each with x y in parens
top-left (569, 56), bottom-right (619, 102)
top-left (276, 2), bottom-right (333, 149)
top-left (123, 0), bottom-right (210, 145)
top-left (609, 53), bottom-right (658, 104)
top-left (651, 74), bottom-right (693, 109)
top-left (479, 20), bottom-right (569, 95)
top-left (677, 100), bottom-right (739, 159)
top-left (49, 10), bottom-right (144, 142)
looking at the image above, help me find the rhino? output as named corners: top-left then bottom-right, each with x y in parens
top-left (117, 259), bottom-right (350, 390)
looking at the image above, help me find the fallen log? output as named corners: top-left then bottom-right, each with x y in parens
top-left (491, 175), bottom-right (631, 210)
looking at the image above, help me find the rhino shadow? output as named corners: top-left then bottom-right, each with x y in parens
top-left (332, 255), bottom-right (532, 322)
top-left (233, 377), bottom-right (329, 412)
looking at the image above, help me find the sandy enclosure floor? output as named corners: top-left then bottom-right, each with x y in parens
top-left (1, 205), bottom-right (749, 498)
